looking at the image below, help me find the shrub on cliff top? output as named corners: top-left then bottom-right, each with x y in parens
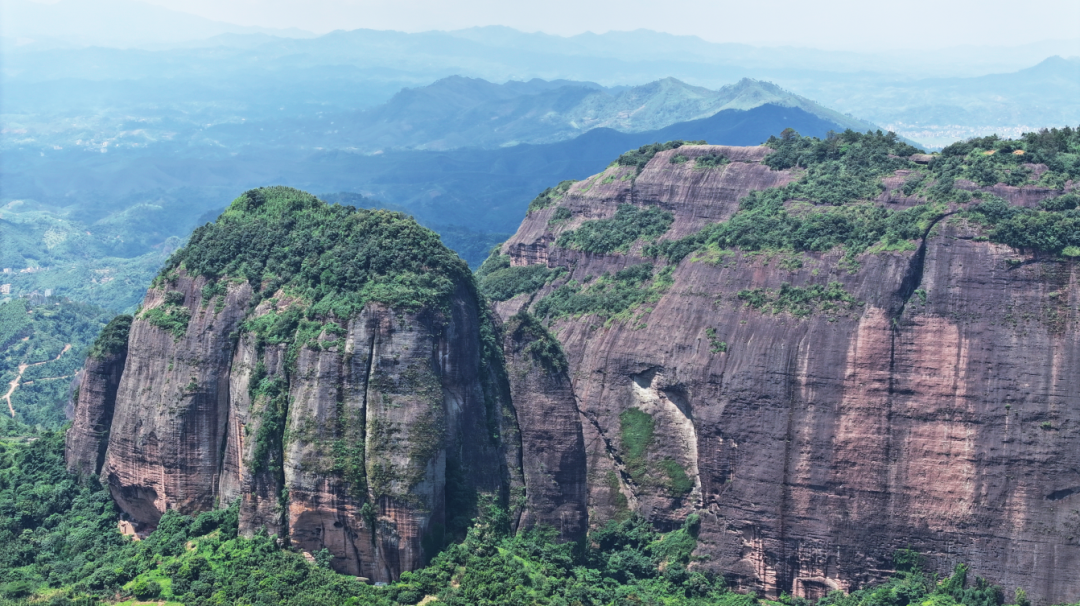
top-left (87, 314), bottom-right (133, 359)
top-left (164, 186), bottom-right (472, 318)
top-left (623, 128), bottom-right (1080, 266)
top-left (614, 140), bottom-right (706, 174)
top-left (527, 179), bottom-right (577, 212)
top-left (964, 196), bottom-right (1080, 256)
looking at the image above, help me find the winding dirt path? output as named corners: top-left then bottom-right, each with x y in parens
top-left (4, 343), bottom-right (71, 417)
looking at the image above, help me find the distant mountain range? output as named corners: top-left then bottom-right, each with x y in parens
top-left (237, 76), bottom-right (881, 153)
top-left (3, 102), bottom-right (850, 303)
top-left (3, 21), bottom-right (1075, 151)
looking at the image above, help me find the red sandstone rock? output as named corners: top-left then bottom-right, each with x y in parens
top-left (498, 145), bottom-right (1080, 603)
top-left (68, 272), bottom-right (527, 583)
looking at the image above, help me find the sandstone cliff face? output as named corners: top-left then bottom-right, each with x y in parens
top-left (77, 273), bottom-right (525, 581)
top-left (100, 274), bottom-right (253, 525)
top-left (64, 189), bottom-right (596, 584)
top-left (501, 313), bottom-right (588, 539)
top-left (65, 347), bottom-right (127, 478)
top-left (497, 145), bottom-right (1080, 603)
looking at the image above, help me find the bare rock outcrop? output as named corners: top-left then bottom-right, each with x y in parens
top-left (501, 313), bottom-right (588, 540)
top-left (65, 315), bottom-right (131, 478)
top-left (495, 145), bottom-right (1080, 603)
top-left (65, 189), bottom-right (546, 583)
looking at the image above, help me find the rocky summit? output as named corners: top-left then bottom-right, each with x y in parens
top-left (68, 130), bottom-right (1080, 602)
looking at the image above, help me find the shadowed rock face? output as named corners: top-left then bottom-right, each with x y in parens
top-left (501, 314), bottom-right (588, 540)
top-left (496, 144), bottom-right (1080, 604)
top-left (65, 348), bottom-right (127, 478)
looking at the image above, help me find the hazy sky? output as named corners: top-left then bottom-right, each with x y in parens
top-left (138, 0), bottom-right (1080, 51)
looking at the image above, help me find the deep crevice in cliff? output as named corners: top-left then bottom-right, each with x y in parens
top-left (360, 322), bottom-right (378, 547)
top-left (889, 212), bottom-right (952, 322)
top-left (580, 406), bottom-right (639, 501)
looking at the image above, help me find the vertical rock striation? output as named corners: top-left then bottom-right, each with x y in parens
top-left (65, 314), bottom-right (132, 478)
top-left (492, 143), bottom-right (1080, 603)
top-left (65, 188), bottom-right (536, 582)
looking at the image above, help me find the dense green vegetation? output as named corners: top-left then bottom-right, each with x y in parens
top-left (87, 314), bottom-right (132, 360)
top-left (694, 153), bottom-right (730, 169)
top-left (0, 198), bottom-right (181, 313)
top-left (964, 196), bottom-right (1080, 257)
top-left (647, 198), bottom-right (939, 265)
top-left (548, 207), bottom-right (573, 225)
top-left (641, 131), bottom-right (937, 265)
top-left (533, 263), bottom-right (673, 323)
top-left (556, 205), bottom-right (675, 255)
top-left (0, 297), bottom-right (112, 430)
top-left (613, 141), bottom-right (705, 174)
top-left (167, 187), bottom-right (474, 320)
top-left (505, 311), bottom-right (569, 373)
top-left (527, 180), bottom-right (578, 213)
top-left (736, 281), bottom-right (861, 319)
top-left (928, 127), bottom-right (1080, 257)
top-left (643, 129), bottom-right (1080, 266)
top-left (763, 129), bottom-right (921, 205)
top-left (475, 251), bottom-right (565, 302)
top-left (138, 291), bottom-right (191, 340)
top-left (930, 127), bottom-right (1080, 189)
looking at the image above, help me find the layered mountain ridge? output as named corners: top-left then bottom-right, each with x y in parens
top-left (320, 76), bottom-right (880, 152)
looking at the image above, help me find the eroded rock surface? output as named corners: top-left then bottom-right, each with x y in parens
top-left (65, 346), bottom-right (127, 478)
top-left (65, 191), bottom-right (546, 583)
top-left (496, 145), bottom-right (1080, 603)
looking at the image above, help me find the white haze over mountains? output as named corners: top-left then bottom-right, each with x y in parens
top-left (1, 0), bottom-right (1077, 308)
top-left (4, 0), bottom-right (1077, 148)
top-left (10, 0), bottom-right (1078, 54)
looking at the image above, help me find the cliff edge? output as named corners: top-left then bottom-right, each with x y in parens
top-left (481, 133), bottom-right (1080, 603)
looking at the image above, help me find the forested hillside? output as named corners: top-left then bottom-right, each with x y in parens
top-left (0, 297), bottom-right (112, 430)
top-left (0, 433), bottom-right (1049, 606)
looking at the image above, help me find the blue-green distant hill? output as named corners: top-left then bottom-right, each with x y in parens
top-left (3, 103), bottom-right (850, 306)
